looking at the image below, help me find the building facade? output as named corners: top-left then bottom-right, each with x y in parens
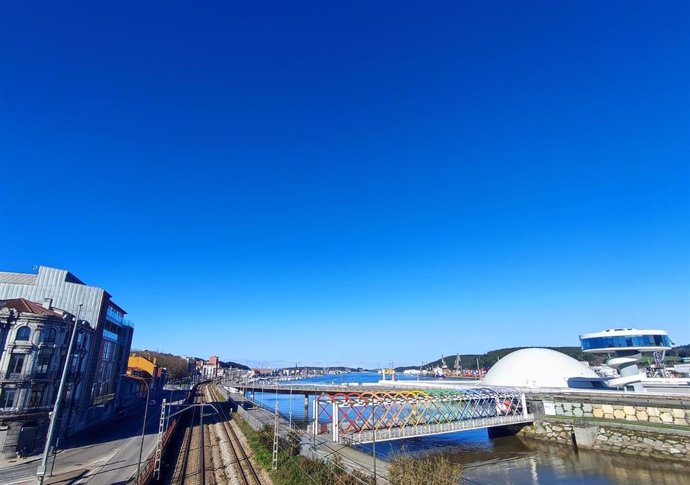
top-left (0, 299), bottom-right (93, 457)
top-left (0, 266), bottom-right (134, 438)
top-left (119, 353), bottom-right (168, 411)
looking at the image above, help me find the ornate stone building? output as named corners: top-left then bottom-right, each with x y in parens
top-left (0, 298), bottom-right (93, 457)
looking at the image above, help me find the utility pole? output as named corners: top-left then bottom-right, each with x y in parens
top-left (372, 399), bottom-right (377, 483)
top-left (127, 375), bottom-right (151, 485)
top-left (37, 303), bottom-right (82, 485)
top-left (271, 401), bottom-right (279, 471)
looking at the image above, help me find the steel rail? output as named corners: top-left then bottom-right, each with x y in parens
top-left (206, 384), bottom-right (262, 485)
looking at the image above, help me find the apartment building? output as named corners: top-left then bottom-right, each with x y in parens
top-left (0, 266), bottom-right (133, 438)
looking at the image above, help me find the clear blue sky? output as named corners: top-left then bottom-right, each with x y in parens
top-left (1, 1), bottom-right (688, 368)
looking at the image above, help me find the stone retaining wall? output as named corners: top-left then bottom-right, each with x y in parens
top-left (517, 418), bottom-right (690, 462)
top-left (549, 401), bottom-right (690, 425)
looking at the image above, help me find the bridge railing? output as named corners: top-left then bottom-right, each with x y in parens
top-left (314, 387), bottom-right (531, 442)
top-left (340, 413), bottom-right (534, 444)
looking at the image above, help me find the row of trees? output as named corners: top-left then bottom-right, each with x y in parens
top-left (131, 349), bottom-right (251, 381)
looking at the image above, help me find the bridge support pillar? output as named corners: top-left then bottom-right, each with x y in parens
top-left (488, 423), bottom-right (527, 439)
top-left (332, 402), bottom-right (339, 442)
top-left (304, 395), bottom-right (309, 421)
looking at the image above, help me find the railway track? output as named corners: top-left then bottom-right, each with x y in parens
top-left (206, 384), bottom-right (263, 485)
top-left (168, 389), bottom-right (207, 485)
top-left (165, 382), bottom-right (263, 485)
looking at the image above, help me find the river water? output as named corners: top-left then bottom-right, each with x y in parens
top-left (248, 372), bottom-right (690, 484)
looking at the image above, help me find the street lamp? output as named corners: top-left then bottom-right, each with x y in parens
top-left (37, 303), bottom-right (82, 485)
top-left (126, 374), bottom-right (151, 485)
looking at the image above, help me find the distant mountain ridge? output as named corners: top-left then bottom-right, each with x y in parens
top-left (395, 346), bottom-right (603, 372)
top-left (395, 344), bottom-right (690, 372)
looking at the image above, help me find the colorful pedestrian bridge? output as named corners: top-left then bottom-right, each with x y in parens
top-left (314, 387), bottom-right (533, 444)
top-left (227, 381), bottom-right (533, 443)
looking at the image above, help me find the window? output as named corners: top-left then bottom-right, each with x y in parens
top-left (16, 326), bottom-right (30, 341)
top-left (8, 354), bottom-right (25, 374)
top-left (102, 341), bottom-right (113, 361)
top-left (581, 334), bottom-right (672, 350)
top-left (44, 328), bottom-right (56, 343)
top-left (106, 305), bottom-right (124, 324)
top-left (36, 356), bottom-right (51, 375)
top-left (28, 389), bottom-right (44, 408)
top-left (0, 388), bottom-right (16, 408)
top-left (69, 354), bottom-right (79, 374)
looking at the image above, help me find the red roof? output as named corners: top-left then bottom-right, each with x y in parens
top-left (0, 298), bottom-right (64, 317)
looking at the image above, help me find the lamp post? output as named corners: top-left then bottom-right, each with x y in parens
top-left (127, 374), bottom-right (151, 485)
top-left (37, 303), bottom-right (82, 485)
top-left (372, 399), bottom-right (377, 483)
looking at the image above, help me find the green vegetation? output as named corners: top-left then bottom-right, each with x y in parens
top-left (667, 344), bottom-right (690, 359)
top-left (131, 350), bottom-right (193, 381)
top-left (389, 454), bottom-right (462, 485)
top-left (219, 359), bottom-right (251, 370)
top-left (233, 415), bottom-right (274, 469)
top-left (232, 413), bottom-right (374, 485)
top-left (400, 344), bottom-right (690, 373)
top-left (396, 346), bottom-right (603, 372)
top-left (233, 410), bottom-right (464, 485)
top-left (131, 349), bottom-right (250, 381)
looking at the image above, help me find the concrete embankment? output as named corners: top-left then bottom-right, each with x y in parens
top-left (515, 417), bottom-right (690, 461)
top-left (510, 391), bottom-right (690, 461)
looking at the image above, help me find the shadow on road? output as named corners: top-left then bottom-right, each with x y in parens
top-left (45, 469), bottom-right (89, 485)
top-left (62, 390), bottom-right (191, 451)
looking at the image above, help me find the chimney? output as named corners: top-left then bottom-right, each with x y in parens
top-left (42, 298), bottom-right (53, 310)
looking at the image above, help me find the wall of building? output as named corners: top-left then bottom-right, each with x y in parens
top-left (0, 267), bottom-right (134, 439)
top-left (0, 303), bottom-right (97, 457)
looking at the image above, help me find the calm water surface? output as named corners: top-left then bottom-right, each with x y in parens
top-left (248, 373), bottom-right (690, 484)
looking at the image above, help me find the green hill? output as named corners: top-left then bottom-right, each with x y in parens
top-left (395, 346), bottom-right (602, 372)
top-left (396, 344), bottom-right (690, 372)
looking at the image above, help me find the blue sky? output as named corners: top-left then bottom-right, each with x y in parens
top-left (1, 1), bottom-right (688, 368)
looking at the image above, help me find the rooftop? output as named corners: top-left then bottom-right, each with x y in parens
top-left (0, 298), bottom-right (65, 317)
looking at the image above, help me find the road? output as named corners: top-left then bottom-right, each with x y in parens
top-left (0, 391), bottom-right (188, 485)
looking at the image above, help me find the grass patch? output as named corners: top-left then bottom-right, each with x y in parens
top-left (232, 413), bottom-right (374, 485)
top-left (210, 384), bottom-right (228, 402)
top-left (389, 455), bottom-right (462, 485)
top-left (233, 413), bottom-right (273, 469)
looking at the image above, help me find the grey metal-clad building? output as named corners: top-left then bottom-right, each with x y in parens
top-left (0, 266), bottom-right (134, 435)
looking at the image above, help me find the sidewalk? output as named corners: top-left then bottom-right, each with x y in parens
top-left (0, 402), bottom-right (163, 485)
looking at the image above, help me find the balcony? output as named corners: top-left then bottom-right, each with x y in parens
top-left (92, 393), bottom-right (115, 406)
top-left (2, 371), bottom-right (59, 382)
top-left (2, 371), bottom-right (30, 382)
top-left (32, 372), bottom-right (57, 382)
top-left (0, 404), bottom-right (53, 416)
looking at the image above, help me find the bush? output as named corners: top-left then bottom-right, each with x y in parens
top-left (389, 454), bottom-right (462, 485)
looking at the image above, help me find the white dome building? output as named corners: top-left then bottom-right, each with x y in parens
top-left (482, 348), bottom-right (599, 389)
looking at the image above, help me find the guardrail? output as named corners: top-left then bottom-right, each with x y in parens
top-left (526, 389), bottom-right (690, 407)
top-left (340, 413), bottom-right (534, 444)
top-left (236, 405), bottom-right (266, 431)
top-left (135, 417), bottom-right (178, 485)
